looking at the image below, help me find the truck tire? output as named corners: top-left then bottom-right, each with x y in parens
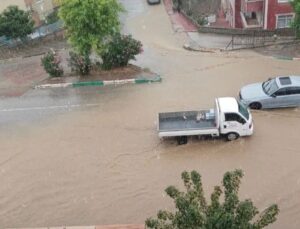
top-left (249, 102), bottom-right (262, 110)
top-left (177, 136), bottom-right (188, 145)
top-left (226, 132), bottom-right (239, 141)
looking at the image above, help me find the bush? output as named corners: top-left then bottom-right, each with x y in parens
top-left (46, 10), bottom-right (59, 25)
top-left (100, 33), bottom-right (142, 70)
top-left (68, 51), bottom-right (91, 76)
top-left (41, 51), bottom-right (64, 77)
top-left (197, 17), bottom-right (208, 26)
top-left (186, 9), bottom-right (193, 17)
top-left (0, 6), bottom-right (34, 39)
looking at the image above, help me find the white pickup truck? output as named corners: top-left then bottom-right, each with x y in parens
top-left (158, 97), bottom-right (253, 144)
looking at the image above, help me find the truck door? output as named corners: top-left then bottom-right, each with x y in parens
top-left (221, 113), bottom-right (247, 136)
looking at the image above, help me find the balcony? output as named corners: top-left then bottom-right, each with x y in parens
top-left (240, 11), bottom-right (263, 29)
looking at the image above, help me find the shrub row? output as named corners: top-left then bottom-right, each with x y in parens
top-left (41, 34), bottom-right (142, 77)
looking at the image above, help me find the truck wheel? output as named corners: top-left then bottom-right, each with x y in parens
top-left (249, 102), bottom-right (262, 110)
top-left (177, 136), bottom-right (188, 145)
top-left (226, 133), bottom-right (239, 141)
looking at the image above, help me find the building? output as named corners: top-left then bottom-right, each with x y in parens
top-left (25, 0), bottom-right (56, 26)
top-left (0, 0), bottom-right (57, 26)
top-left (222, 0), bottom-right (295, 29)
top-left (0, 0), bottom-right (26, 12)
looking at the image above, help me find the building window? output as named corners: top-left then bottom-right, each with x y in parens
top-left (276, 15), bottom-right (293, 28)
top-left (278, 0), bottom-right (290, 3)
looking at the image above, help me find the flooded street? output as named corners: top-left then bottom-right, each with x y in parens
top-left (1, 1), bottom-right (300, 228)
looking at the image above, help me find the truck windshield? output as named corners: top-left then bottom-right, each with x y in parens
top-left (238, 101), bottom-right (249, 120)
top-left (262, 78), bottom-right (279, 95)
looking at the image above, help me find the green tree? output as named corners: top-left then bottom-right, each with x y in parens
top-left (146, 170), bottom-right (279, 229)
top-left (291, 0), bottom-right (300, 36)
top-left (59, 0), bottom-right (123, 56)
top-left (0, 6), bottom-right (34, 39)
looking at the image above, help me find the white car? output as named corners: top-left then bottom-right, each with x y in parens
top-left (239, 76), bottom-right (300, 109)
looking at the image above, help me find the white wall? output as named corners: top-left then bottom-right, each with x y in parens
top-left (0, 0), bottom-right (27, 12)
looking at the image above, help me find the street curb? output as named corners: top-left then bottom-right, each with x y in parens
top-left (35, 75), bottom-right (162, 89)
top-left (273, 56), bottom-right (300, 61)
top-left (183, 43), bottom-right (219, 53)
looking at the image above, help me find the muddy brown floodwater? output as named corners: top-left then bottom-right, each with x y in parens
top-left (1, 2), bottom-right (300, 229)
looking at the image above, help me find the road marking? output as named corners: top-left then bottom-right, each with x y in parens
top-left (0, 103), bottom-right (101, 112)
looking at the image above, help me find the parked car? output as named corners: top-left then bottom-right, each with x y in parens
top-left (147, 0), bottom-right (161, 5)
top-left (239, 76), bottom-right (300, 109)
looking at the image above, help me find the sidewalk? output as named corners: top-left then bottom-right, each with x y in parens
top-left (7, 225), bottom-right (144, 229)
top-left (0, 56), bottom-right (49, 97)
top-left (163, 0), bottom-right (231, 51)
top-left (163, 0), bottom-right (198, 33)
top-left (0, 49), bottom-right (161, 97)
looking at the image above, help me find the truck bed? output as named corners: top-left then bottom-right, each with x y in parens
top-left (158, 110), bottom-right (219, 137)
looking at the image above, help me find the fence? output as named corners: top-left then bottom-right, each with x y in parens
top-left (199, 26), bottom-right (296, 37)
top-left (0, 27), bottom-right (66, 60)
top-left (0, 20), bottom-right (64, 48)
top-left (31, 20), bottom-right (64, 39)
top-left (225, 32), bottom-right (297, 50)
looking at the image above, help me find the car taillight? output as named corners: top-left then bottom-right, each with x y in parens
top-left (249, 122), bottom-right (252, 129)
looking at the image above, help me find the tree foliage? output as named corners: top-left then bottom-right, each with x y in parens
top-left (291, 0), bottom-right (300, 36)
top-left (0, 6), bottom-right (34, 39)
top-left (59, 0), bottom-right (123, 56)
top-left (146, 170), bottom-right (279, 229)
top-left (100, 33), bottom-right (142, 70)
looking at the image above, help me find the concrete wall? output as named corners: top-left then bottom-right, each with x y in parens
top-left (179, 0), bottom-right (221, 23)
top-left (25, 0), bottom-right (56, 26)
top-left (29, 0), bottom-right (55, 19)
top-left (0, 0), bottom-right (27, 12)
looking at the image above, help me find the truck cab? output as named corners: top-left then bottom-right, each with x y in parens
top-left (217, 97), bottom-right (253, 140)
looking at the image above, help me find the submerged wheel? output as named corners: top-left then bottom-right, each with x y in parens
top-left (177, 136), bottom-right (188, 145)
top-left (249, 102), bottom-right (262, 110)
top-left (226, 132), bottom-right (239, 141)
